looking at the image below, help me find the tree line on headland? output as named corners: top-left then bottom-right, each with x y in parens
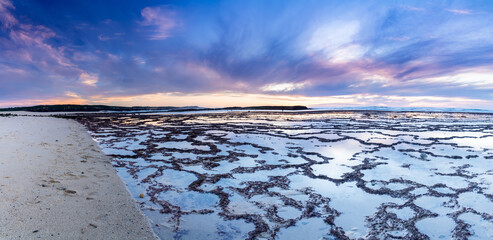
top-left (0, 104), bottom-right (308, 112)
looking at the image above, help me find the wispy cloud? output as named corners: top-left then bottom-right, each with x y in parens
top-left (410, 69), bottom-right (493, 89)
top-left (79, 73), bottom-right (98, 86)
top-left (0, 0), bottom-right (17, 28)
top-left (0, 1), bottom-right (75, 70)
top-left (446, 9), bottom-right (472, 15)
top-left (401, 5), bottom-right (425, 12)
top-left (65, 91), bottom-right (81, 98)
top-left (261, 82), bottom-right (309, 92)
top-left (0, 97), bottom-right (87, 107)
top-left (385, 36), bottom-right (410, 41)
top-left (306, 21), bottom-right (366, 63)
top-left (140, 6), bottom-right (177, 40)
top-left (1, 0), bottom-right (493, 109)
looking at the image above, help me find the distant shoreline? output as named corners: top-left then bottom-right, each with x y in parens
top-left (2, 104), bottom-right (493, 115)
top-left (0, 104), bottom-right (308, 113)
top-left (3, 109), bottom-right (493, 119)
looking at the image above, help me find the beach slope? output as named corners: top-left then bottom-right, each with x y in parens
top-left (0, 116), bottom-right (156, 239)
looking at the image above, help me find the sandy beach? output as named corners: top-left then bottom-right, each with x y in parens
top-left (0, 116), bottom-right (156, 239)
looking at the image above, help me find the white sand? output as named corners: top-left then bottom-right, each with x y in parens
top-left (0, 116), bottom-right (156, 239)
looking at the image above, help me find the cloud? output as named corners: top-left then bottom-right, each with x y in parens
top-left (306, 21), bottom-right (365, 63)
top-left (133, 57), bottom-right (146, 65)
top-left (0, 0), bottom-right (17, 28)
top-left (6, 25), bottom-right (76, 70)
top-left (385, 36), bottom-right (410, 41)
top-left (0, 0), bottom-right (75, 71)
top-left (2, 0), bottom-right (493, 109)
top-left (446, 9), bottom-right (472, 15)
top-left (410, 69), bottom-right (493, 89)
top-left (401, 5), bottom-right (425, 12)
top-left (65, 91), bottom-right (81, 98)
top-left (0, 96), bottom-right (87, 107)
top-left (140, 6), bottom-right (177, 40)
top-left (261, 82), bottom-right (309, 92)
top-left (98, 34), bottom-right (115, 41)
top-left (79, 73), bottom-right (98, 86)
top-left (0, 0), bottom-right (88, 101)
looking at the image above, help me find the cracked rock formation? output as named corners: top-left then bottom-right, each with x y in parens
top-left (70, 111), bottom-right (493, 239)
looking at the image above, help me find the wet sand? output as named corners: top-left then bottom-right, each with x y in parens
top-left (0, 116), bottom-right (156, 239)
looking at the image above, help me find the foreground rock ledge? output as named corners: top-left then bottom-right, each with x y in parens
top-left (0, 116), bottom-right (156, 239)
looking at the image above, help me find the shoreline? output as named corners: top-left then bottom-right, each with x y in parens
top-left (0, 116), bottom-right (156, 239)
top-left (3, 106), bottom-right (493, 119)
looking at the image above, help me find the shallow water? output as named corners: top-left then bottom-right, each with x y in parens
top-left (75, 111), bottom-right (493, 239)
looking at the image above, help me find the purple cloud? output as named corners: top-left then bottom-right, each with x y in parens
top-left (446, 9), bottom-right (472, 15)
top-left (140, 6), bottom-right (177, 40)
top-left (1, 0), bottom-right (493, 109)
top-left (0, 0), bottom-right (17, 28)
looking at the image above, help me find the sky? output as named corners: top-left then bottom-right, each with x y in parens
top-left (1, 0), bottom-right (493, 109)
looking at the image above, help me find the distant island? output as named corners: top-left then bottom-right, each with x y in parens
top-left (0, 104), bottom-right (308, 112)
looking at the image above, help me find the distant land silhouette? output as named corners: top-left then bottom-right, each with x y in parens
top-left (0, 104), bottom-right (308, 112)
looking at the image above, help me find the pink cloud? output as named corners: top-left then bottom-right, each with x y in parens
top-left (0, 0), bottom-right (17, 28)
top-left (79, 72), bottom-right (99, 86)
top-left (8, 26), bottom-right (73, 68)
top-left (0, 0), bottom-right (85, 90)
top-left (446, 9), bottom-right (472, 15)
top-left (1, 2), bottom-right (71, 68)
top-left (0, 97), bottom-right (88, 107)
top-left (9, 25), bottom-right (55, 45)
top-left (401, 5), bottom-right (425, 12)
top-left (308, 55), bottom-right (450, 90)
top-left (385, 36), bottom-right (410, 41)
top-left (140, 6), bottom-right (177, 40)
top-left (0, 64), bottom-right (26, 74)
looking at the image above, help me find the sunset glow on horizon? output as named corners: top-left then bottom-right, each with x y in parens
top-left (1, 0), bottom-right (493, 109)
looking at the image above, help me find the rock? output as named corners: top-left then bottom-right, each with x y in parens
top-left (64, 190), bottom-right (76, 194)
